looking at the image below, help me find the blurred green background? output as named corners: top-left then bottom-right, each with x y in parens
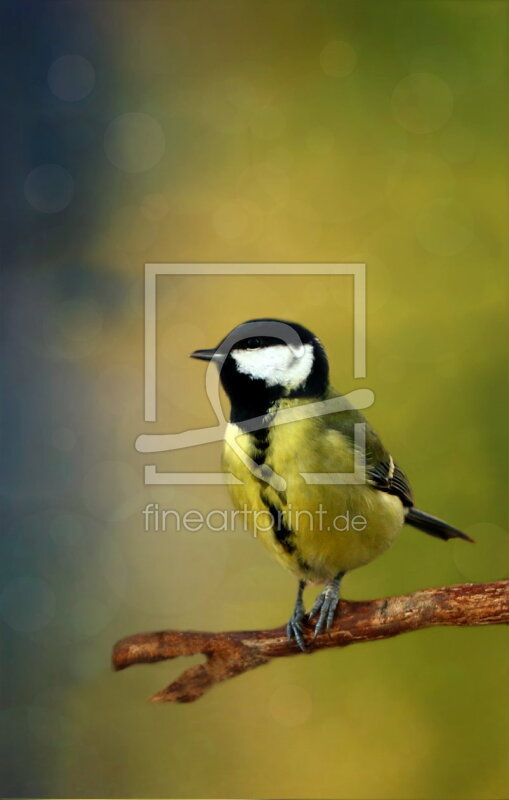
top-left (1, 1), bottom-right (508, 798)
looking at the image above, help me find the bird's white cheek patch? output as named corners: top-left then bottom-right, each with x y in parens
top-left (232, 344), bottom-right (314, 390)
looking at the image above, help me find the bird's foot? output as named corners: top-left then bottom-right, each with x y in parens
top-left (308, 574), bottom-right (343, 638)
top-left (286, 580), bottom-right (307, 652)
top-left (286, 609), bottom-right (307, 653)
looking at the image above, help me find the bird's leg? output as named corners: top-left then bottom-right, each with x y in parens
top-left (308, 572), bottom-right (345, 638)
top-left (286, 580), bottom-right (307, 652)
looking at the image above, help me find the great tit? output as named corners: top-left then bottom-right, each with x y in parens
top-left (191, 318), bottom-right (472, 651)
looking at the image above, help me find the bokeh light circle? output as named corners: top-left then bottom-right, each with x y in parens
top-left (48, 54), bottom-right (95, 101)
top-left (320, 40), bottom-right (357, 77)
top-left (391, 72), bottom-right (454, 134)
top-left (24, 164), bottom-right (74, 213)
top-left (0, 576), bottom-right (56, 632)
top-left (104, 112), bottom-right (165, 172)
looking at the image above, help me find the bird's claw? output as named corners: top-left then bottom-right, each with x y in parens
top-left (308, 585), bottom-right (340, 638)
top-left (286, 613), bottom-right (307, 652)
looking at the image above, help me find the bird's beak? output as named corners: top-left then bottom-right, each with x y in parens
top-left (189, 348), bottom-right (217, 362)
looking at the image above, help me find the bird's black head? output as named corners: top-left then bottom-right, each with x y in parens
top-left (190, 318), bottom-right (329, 424)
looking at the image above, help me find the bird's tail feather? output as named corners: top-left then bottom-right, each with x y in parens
top-left (405, 507), bottom-right (474, 543)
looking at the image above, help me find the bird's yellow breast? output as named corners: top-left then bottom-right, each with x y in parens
top-left (222, 400), bottom-right (404, 582)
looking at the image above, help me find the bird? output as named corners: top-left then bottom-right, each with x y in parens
top-left (190, 318), bottom-right (472, 651)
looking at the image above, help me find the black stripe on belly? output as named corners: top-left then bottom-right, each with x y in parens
top-left (251, 426), bottom-right (270, 465)
top-left (249, 423), bottom-right (299, 559)
top-left (261, 493), bottom-right (296, 555)
top-left (297, 556), bottom-right (311, 573)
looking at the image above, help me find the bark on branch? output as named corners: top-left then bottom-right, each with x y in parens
top-left (112, 580), bottom-right (508, 703)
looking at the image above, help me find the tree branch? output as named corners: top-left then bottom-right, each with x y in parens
top-left (112, 580), bottom-right (508, 703)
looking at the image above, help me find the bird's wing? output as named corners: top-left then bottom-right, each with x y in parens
top-left (367, 458), bottom-right (414, 508)
top-left (321, 388), bottom-right (414, 508)
top-left (320, 391), bottom-right (469, 539)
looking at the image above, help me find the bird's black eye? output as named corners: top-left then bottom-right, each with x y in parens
top-left (245, 337), bottom-right (261, 349)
